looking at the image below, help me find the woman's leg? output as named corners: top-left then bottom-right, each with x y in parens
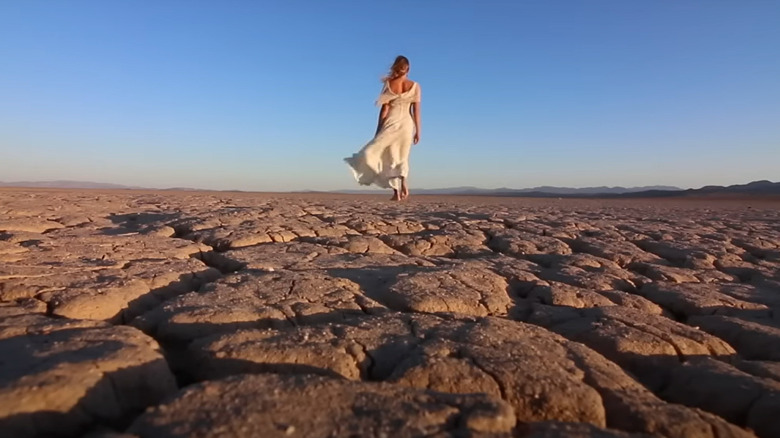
top-left (391, 189), bottom-right (401, 201)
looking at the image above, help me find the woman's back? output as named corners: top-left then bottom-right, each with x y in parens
top-left (386, 78), bottom-right (415, 95)
top-left (378, 80), bottom-right (420, 111)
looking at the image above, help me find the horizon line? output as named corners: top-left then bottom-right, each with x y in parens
top-left (2, 179), bottom-right (779, 194)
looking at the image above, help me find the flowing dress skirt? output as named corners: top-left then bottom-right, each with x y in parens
top-left (345, 83), bottom-right (418, 190)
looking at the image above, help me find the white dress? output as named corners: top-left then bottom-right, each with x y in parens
top-left (344, 81), bottom-right (421, 190)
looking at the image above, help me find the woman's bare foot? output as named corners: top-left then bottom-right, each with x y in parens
top-left (391, 189), bottom-right (401, 201)
top-left (400, 180), bottom-right (410, 200)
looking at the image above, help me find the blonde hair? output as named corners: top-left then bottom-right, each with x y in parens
top-left (382, 55), bottom-right (410, 81)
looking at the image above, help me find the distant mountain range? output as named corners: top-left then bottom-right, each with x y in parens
top-left (450, 180), bottom-right (780, 198)
top-left (0, 181), bottom-right (196, 190)
top-left (385, 185), bottom-right (682, 196)
top-left (606, 180), bottom-right (780, 198)
top-left (1, 180), bottom-right (779, 197)
top-left (0, 180), bottom-right (143, 189)
top-left (402, 181), bottom-right (780, 198)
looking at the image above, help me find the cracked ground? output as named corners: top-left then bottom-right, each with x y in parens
top-left (1, 189), bottom-right (780, 437)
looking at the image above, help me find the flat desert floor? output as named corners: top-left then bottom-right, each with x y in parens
top-left (1, 188), bottom-right (780, 438)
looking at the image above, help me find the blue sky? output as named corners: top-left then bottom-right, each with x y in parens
top-left (1, 1), bottom-right (778, 191)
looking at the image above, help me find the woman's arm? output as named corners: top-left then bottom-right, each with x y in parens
top-left (411, 101), bottom-right (421, 144)
top-left (411, 82), bottom-right (421, 144)
top-left (376, 104), bottom-right (389, 136)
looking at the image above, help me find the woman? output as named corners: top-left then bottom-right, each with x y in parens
top-left (344, 55), bottom-right (421, 201)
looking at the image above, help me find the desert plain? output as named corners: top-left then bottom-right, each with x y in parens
top-left (1, 188), bottom-right (779, 438)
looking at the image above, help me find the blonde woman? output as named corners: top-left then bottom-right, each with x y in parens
top-left (345, 55), bottom-right (421, 201)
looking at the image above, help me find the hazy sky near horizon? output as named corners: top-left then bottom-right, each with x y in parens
top-left (1, 1), bottom-right (778, 191)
